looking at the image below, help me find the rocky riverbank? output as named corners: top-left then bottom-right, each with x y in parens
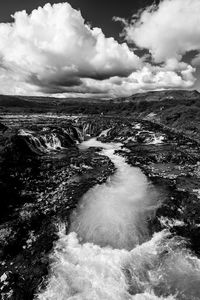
top-left (0, 116), bottom-right (114, 299)
top-left (98, 118), bottom-right (200, 256)
top-left (1, 113), bottom-right (200, 299)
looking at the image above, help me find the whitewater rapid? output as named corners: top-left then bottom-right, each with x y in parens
top-left (71, 138), bottom-right (159, 250)
top-left (37, 138), bottom-right (200, 300)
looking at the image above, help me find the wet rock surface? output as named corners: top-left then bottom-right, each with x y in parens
top-left (99, 118), bottom-right (200, 256)
top-left (0, 114), bottom-right (200, 299)
top-left (0, 115), bottom-right (114, 299)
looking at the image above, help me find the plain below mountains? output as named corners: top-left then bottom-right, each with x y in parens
top-left (0, 89), bottom-right (200, 140)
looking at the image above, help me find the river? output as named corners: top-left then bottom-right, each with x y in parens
top-left (37, 138), bottom-right (200, 300)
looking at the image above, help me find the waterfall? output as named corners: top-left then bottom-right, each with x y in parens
top-left (18, 129), bottom-right (63, 153)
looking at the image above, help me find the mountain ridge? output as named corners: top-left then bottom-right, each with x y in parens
top-left (0, 89), bottom-right (199, 109)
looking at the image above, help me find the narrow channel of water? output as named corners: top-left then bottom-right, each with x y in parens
top-left (38, 138), bottom-right (200, 300)
top-left (72, 138), bottom-right (159, 250)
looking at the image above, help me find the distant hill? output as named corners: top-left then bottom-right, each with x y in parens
top-left (0, 95), bottom-right (57, 109)
top-left (1, 89), bottom-right (200, 140)
top-left (0, 95), bottom-right (31, 107)
top-left (114, 89), bottom-right (200, 103)
top-left (0, 89), bottom-right (199, 109)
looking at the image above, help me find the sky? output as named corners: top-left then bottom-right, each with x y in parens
top-left (0, 0), bottom-right (199, 98)
top-left (0, 0), bottom-right (157, 39)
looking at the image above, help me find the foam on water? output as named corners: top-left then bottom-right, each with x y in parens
top-left (37, 138), bottom-right (200, 300)
top-left (72, 138), bottom-right (159, 249)
top-left (38, 228), bottom-right (200, 300)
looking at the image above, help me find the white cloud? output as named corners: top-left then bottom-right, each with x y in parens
top-left (0, 1), bottom-right (197, 98)
top-left (0, 2), bottom-right (141, 95)
top-left (122, 0), bottom-right (200, 63)
top-left (77, 63), bottom-right (196, 98)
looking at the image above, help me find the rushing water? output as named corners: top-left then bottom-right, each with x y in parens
top-left (72, 139), bottom-right (159, 250)
top-left (38, 138), bottom-right (200, 300)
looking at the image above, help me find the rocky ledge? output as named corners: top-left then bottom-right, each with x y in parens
top-left (0, 114), bottom-right (200, 299)
top-left (0, 117), bottom-right (114, 299)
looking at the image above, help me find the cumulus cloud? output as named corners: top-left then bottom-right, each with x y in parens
top-left (121, 0), bottom-right (200, 63)
top-left (80, 63), bottom-right (195, 98)
top-left (0, 1), bottom-right (197, 98)
top-left (0, 2), bottom-right (142, 95)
